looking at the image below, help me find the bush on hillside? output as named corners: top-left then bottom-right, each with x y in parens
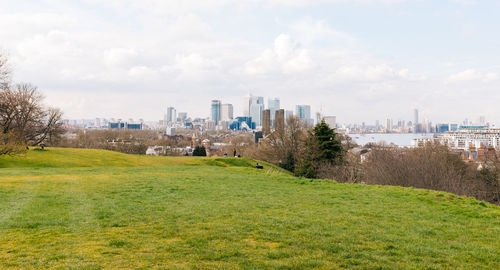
top-left (359, 143), bottom-right (500, 205)
top-left (246, 116), bottom-right (308, 173)
top-left (193, 146), bottom-right (207, 156)
top-left (0, 131), bottom-right (26, 156)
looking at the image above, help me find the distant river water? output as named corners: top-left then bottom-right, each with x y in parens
top-left (350, 133), bottom-right (434, 147)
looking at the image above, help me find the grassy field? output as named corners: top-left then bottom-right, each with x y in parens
top-left (0, 148), bottom-right (499, 269)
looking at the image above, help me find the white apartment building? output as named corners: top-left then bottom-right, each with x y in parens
top-left (412, 127), bottom-right (500, 150)
top-left (221, 104), bottom-right (233, 121)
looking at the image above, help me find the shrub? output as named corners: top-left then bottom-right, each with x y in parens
top-left (193, 146), bottom-right (207, 157)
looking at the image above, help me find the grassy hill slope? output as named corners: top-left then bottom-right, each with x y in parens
top-left (0, 148), bottom-right (499, 269)
top-left (0, 147), bottom-right (283, 171)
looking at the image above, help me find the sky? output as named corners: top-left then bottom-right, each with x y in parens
top-left (1, 0), bottom-right (500, 124)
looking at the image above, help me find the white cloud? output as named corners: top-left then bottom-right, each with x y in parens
top-left (164, 14), bottom-right (215, 41)
top-left (447, 69), bottom-right (498, 83)
top-left (174, 53), bottom-right (219, 74)
top-left (80, 0), bottom-right (407, 13)
top-left (333, 64), bottom-right (401, 82)
top-left (128, 66), bottom-right (157, 78)
top-left (245, 34), bottom-right (313, 75)
top-left (104, 48), bottom-right (139, 68)
top-left (485, 72), bottom-right (498, 81)
top-left (449, 0), bottom-right (477, 5)
top-left (288, 19), bottom-right (355, 47)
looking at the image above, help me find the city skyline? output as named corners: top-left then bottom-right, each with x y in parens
top-left (2, 1), bottom-right (500, 123)
top-left (68, 99), bottom-right (490, 129)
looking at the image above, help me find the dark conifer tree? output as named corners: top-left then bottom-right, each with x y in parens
top-left (312, 120), bottom-right (343, 163)
top-left (193, 146), bottom-right (207, 156)
top-left (295, 120), bottom-right (343, 178)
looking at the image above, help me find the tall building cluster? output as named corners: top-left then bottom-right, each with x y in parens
top-left (155, 94), bottom-right (335, 133)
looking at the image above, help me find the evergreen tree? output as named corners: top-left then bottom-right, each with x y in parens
top-left (295, 120), bottom-right (343, 178)
top-left (278, 151), bottom-right (296, 172)
top-left (193, 146), bottom-right (207, 156)
top-left (311, 120), bottom-right (343, 163)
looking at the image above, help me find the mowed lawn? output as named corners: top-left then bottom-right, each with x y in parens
top-left (0, 149), bottom-right (499, 269)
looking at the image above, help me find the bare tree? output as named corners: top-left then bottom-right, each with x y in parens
top-left (360, 143), bottom-right (500, 205)
top-left (0, 83), bottom-right (64, 153)
top-left (317, 152), bottom-right (364, 183)
top-left (223, 133), bottom-right (254, 157)
top-left (250, 116), bottom-right (308, 171)
top-left (56, 129), bottom-right (161, 155)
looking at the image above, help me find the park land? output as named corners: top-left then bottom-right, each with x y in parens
top-left (0, 148), bottom-right (499, 269)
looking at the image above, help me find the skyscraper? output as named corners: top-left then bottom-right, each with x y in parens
top-left (178, 112), bottom-right (188, 122)
top-left (275, 109), bottom-right (285, 132)
top-left (249, 103), bottom-right (264, 127)
top-left (262, 109), bottom-right (271, 135)
top-left (243, 94), bottom-right (252, 117)
top-left (221, 104), bottom-right (233, 121)
top-left (243, 94), bottom-right (264, 115)
top-left (295, 105), bottom-right (312, 124)
top-left (413, 109), bottom-right (419, 134)
top-left (211, 100), bottom-right (221, 125)
top-left (256, 96), bottom-right (264, 105)
top-left (166, 107), bottom-right (176, 123)
top-left (244, 94), bottom-right (264, 127)
top-left (323, 116), bottom-right (336, 129)
top-left (267, 98), bottom-right (280, 124)
top-left (315, 112), bottom-right (321, 125)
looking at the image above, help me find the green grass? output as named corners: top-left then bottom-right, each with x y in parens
top-left (0, 148), bottom-right (280, 170)
top-left (0, 148), bottom-right (499, 269)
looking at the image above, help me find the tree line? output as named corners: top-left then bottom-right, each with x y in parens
top-left (244, 116), bottom-right (344, 178)
top-left (244, 117), bottom-right (499, 205)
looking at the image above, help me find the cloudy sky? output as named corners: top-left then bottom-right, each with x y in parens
top-left (1, 0), bottom-right (500, 124)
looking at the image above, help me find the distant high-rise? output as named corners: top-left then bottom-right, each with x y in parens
top-left (243, 94), bottom-right (264, 118)
top-left (386, 118), bottom-right (393, 132)
top-left (267, 98), bottom-right (280, 124)
top-left (166, 107), bottom-right (176, 123)
top-left (315, 112), bottom-right (321, 125)
top-left (249, 103), bottom-right (264, 127)
top-left (221, 104), bottom-right (233, 121)
top-left (285, 110), bottom-right (294, 120)
top-left (178, 112), bottom-right (188, 122)
top-left (413, 109), bottom-right (419, 133)
top-left (211, 100), bottom-right (221, 125)
top-left (323, 116), bottom-right (336, 129)
top-left (295, 105), bottom-right (312, 124)
top-left (243, 94), bottom-right (251, 117)
top-left (262, 109), bottom-right (271, 135)
top-left (275, 109), bottom-right (285, 132)
top-left (206, 119), bottom-right (216, 130)
top-left (256, 96), bottom-right (264, 105)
